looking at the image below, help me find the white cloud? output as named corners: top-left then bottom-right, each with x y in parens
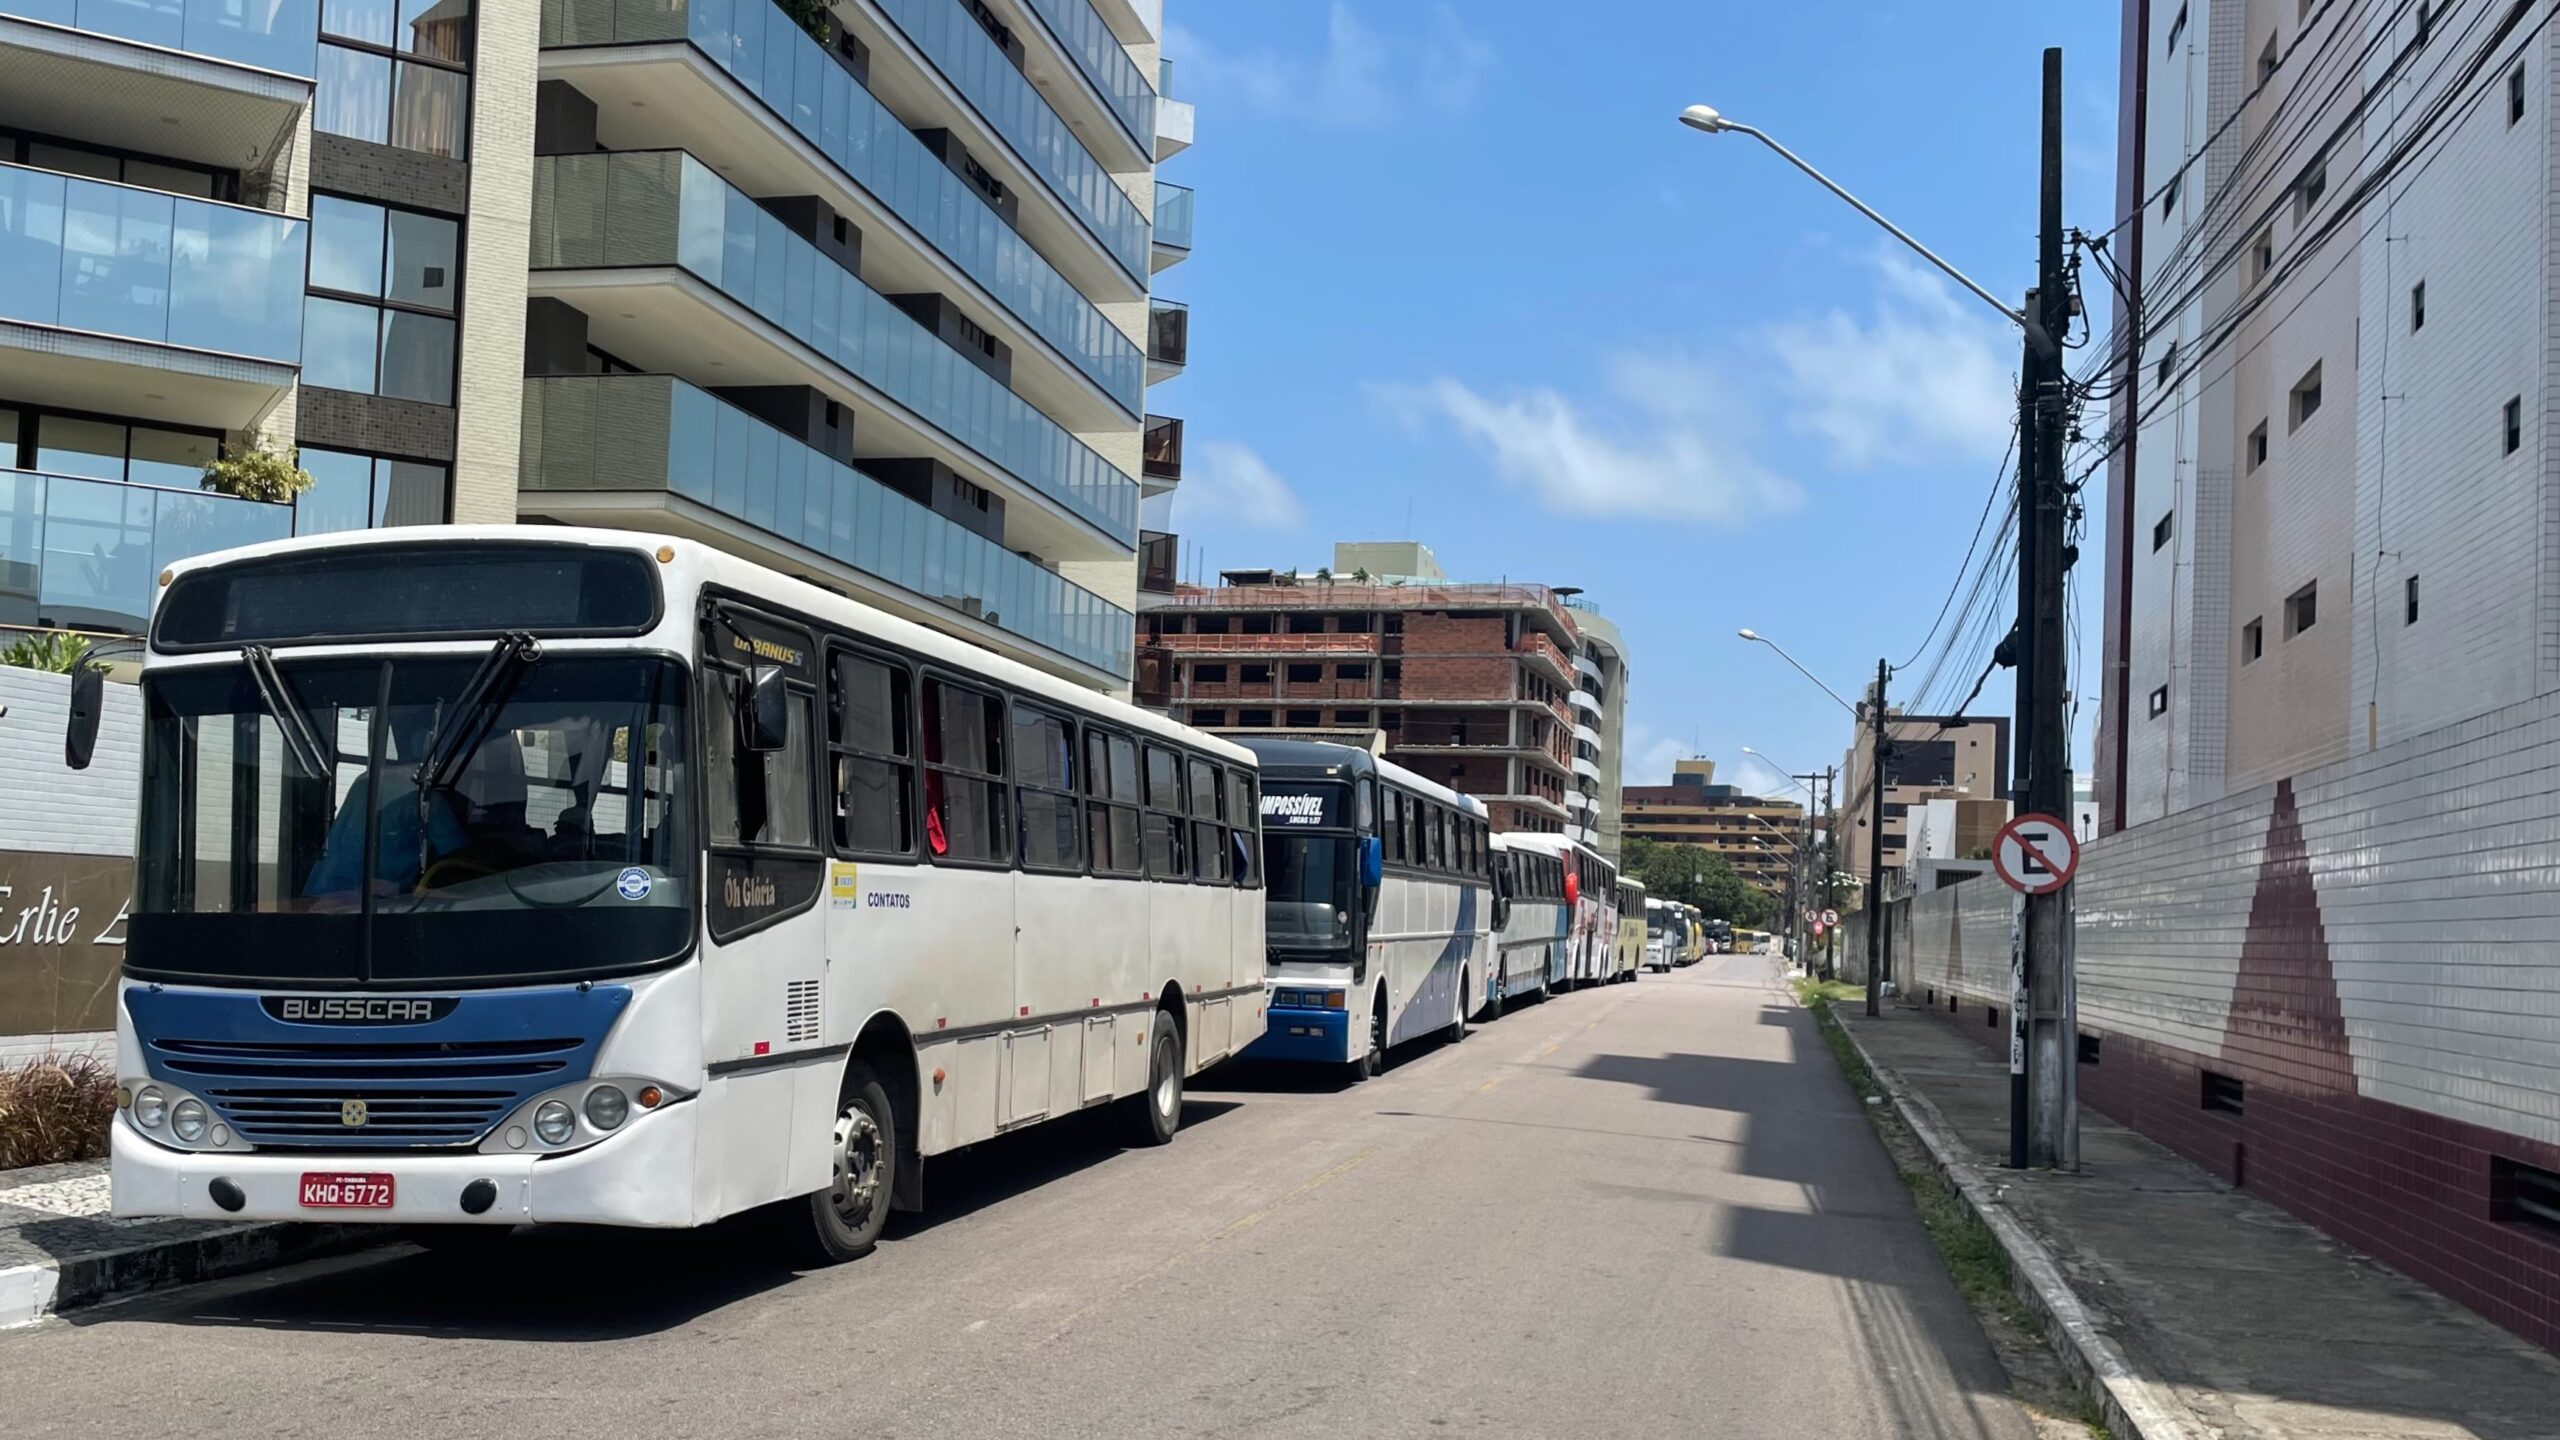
top-left (1765, 251), bottom-right (2017, 470)
top-left (1620, 721), bottom-right (1690, 788)
top-left (1378, 354), bottom-right (1801, 527)
top-left (1165, 3), bottom-right (1492, 130)
top-left (1178, 439), bottom-right (1306, 532)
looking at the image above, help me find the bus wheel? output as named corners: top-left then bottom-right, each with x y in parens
top-left (1350, 992), bottom-right (1386, 1081)
top-left (1484, 969), bottom-right (1505, 1022)
top-left (786, 1060), bottom-right (895, 1265)
top-left (1122, 1013), bottom-right (1182, 1147)
top-left (1444, 971), bottom-right (1470, 1044)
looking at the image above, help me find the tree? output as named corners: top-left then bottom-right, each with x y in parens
top-left (1620, 837), bottom-right (1778, 927)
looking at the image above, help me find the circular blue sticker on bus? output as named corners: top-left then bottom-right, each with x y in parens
top-left (616, 867), bottom-right (652, 901)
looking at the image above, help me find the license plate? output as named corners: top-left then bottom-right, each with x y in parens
top-left (298, 1172), bottom-right (396, 1209)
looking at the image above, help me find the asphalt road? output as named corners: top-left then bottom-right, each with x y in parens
top-left (0, 955), bottom-right (2039, 1439)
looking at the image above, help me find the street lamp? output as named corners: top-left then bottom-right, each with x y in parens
top-left (1739, 747), bottom-right (1817, 798)
top-left (1678, 104), bottom-right (2030, 335)
top-left (1737, 629), bottom-right (1860, 716)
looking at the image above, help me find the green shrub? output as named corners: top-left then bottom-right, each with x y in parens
top-left (0, 631), bottom-right (99, 675)
top-left (200, 445), bottom-right (312, 504)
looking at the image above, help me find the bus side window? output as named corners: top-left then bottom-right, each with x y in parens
top-left (921, 677), bottom-right (1011, 865)
top-left (1012, 702), bottom-right (1083, 873)
top-left (1085, 728), bottom-right (1142, 876)
top-left (828, 649), bottom-right (915, 857)
top-left (1226, 767), bottom-right (1259, 887)
top-left (710, 667), bottom-right (817, 850)
top-left (1140, 742), bottom-right (1187, 879)
top-left (1188, 755), bottom-right (1228, 883)
top-left (1385, 791), bottom-right (1405, 866)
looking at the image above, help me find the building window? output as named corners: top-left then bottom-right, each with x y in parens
top-left (2161, 176), bottom-right (2179, 220)
top-left (1286, 662), bottom-right (1321, 684)
top-left (1238, 709), bottom-right (1271, 727)
top-left (2294, 157), bottom-right (2327, 222)
top-left (2248, 420), bottom-right (2269, 472)
top-left (2289, 362), bottom-right (2323, 431)
top-left (2148, 686), bottom-right (2169, 718)
top-left (2251, 228), bottom-right (2273, 283)
top-left (296, 447), bottom-right (448, 533)
top-left (7, 407), bottom-right (221, 490)
top-left (316, 0), bottom-right (472, 160)
top-left (1193, 663), bottom-right (1226, 683)
top-left (2404, 575), bottom-right (2419, 625)
top-left (304, 195), bottom-right (461, 405)
top-left (2243, 618), bottom-right (2264, 663)
top-left (1337, 709), bottom-right (1370, 726)
top-left (0, 129), bottom-right (234, 201)
top-left (2285, 582), bottom-right (2318, 638)
top-left (1240, 663), bottom-right (1271, 685)
top-left (2153, 511), bottom-right (2174, 551)
top-left (2259, 32), bottom-right (2281, 85)
top-left (2411, 281), bottom-right (2425, 331)
top-left (2505, 396), bottom-right (2523, 454)
top-left (1286, 709), bottom-right (1319, 727)
top-left (2165, 3), bottom-right (2186, 53)
top-left (2513, 65), bottom-right (2528, 126)
top-left (2156, 340), bottom-right (2178, 387)
top-left (2416, 0), bottom-right (2434, 43)
top-left (1188, 708), bottom-right (1226, 727)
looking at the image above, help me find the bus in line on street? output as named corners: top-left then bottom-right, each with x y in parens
top-left (1499, 834), bottom-right (1620, 990)
top-left (1644, 898), bottom-right (1677, 971)
top-left (1487, 832), bottom-right (1566, 1013)
top-left (1613, 879), bottom-right (1647, 980)
top-left (1239, 739), bottom-right (1490, 1078)
top-left (106, 528), bottom-right (1265, 1262)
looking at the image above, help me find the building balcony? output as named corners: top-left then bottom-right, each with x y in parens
top-left (1568, 687), bottom-right (1599, 715)
top-left (520, 372), bottom-right (1132, 682)
top-left (1152, 180), bottom-right (1191, 271)
top-left (1142, 412), bottom-right (1181, 493)
top-left (1154, 630), bottom-right (1380, 655)
top-left (526, 149), bottom-right (1137, 559)
top-left (1572, 651), bottom-right (1601, 682)
top-left (1572, 722), bottom-right (1600, 747)
top-left (1138, 526), bottom-right (1174, 595)
top-left (0, 161), bottom-right (305, 430)
top-left (1572, 755), bottom-right (1601, 781)
top-left (1017, 0), bottom-right (1155, 160)
top-left (0, 3), bottom-right (316, 178)
top-left (0, 466), bottom-right (291, 634)
top-left (1512, 632), bottom-right (1570, 684)
top-left (1147, 298), bottom-right (1186, 383)
top-left (538, 0), bottom-right (1143, 420)
top-left (1154, 55), bottom-right (1191, 160)
top-left (867, 0), bottom-right (1150, 282)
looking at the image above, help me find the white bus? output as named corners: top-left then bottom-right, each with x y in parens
top-left (105, 528), bottom-right (1264, 1262)
top-left (1504, 835), bottom-right (1620, 988)
top-left (1644, 898), bottom-right (1677, 971)
top-left (1239, 739), bottom-right (1490, 1077)
top-left (1487, 832), bottom-right (1567, 1013)
top-left (1613, 879), bottom-right (1647, 980)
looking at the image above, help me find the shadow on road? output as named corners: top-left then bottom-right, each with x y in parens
top-left (88, 1098), bottom-right (1246, 1341)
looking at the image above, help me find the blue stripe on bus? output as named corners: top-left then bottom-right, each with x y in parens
top-left (1242, 1005), bottom-right (1352, 1063)
top-left (1389, 885), bottom-right (1477, 1047)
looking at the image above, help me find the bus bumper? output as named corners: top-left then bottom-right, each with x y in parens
top-left (110, 1097), bottom-right (701, 1228)
top-left (1241, 1005), bottom-right (1352, 1064)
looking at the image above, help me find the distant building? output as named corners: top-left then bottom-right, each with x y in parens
top-left (1133, 542), bottom-right (1629, 844)
top-left (1621, 760), bottom-right (1803, 895)
top-left (1836, 712), bottom-right (2010, 884)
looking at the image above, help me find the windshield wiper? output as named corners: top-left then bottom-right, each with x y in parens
top-left (414, 632), bottom-right (540, 796)
top-left (243, 645), bottom-right (330, 780)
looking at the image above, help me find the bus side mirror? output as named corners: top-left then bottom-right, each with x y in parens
top-left (738, 665), bottom-right (789, 753)
top-left (1360, 835), bottom-right (1383, 889)
top-left (65, 666), bottom-right (103, 771)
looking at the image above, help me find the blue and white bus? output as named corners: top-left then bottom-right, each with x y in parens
top-left (1501, 834), bottom-right (1619, 989)
top-left (1487, 833), bottom-right (1567, 1011)
top-left (1239, 739), bottom-right (1490, 1079)
top-left (105, 529), bottom-right (1265, 1262)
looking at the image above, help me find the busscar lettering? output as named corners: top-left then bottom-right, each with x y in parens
top-left (724, 873), bottom-right (779, 909)
top-left (277, 997), bottom-right (442, 1023)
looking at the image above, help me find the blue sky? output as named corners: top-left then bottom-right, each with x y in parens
top-left (1148, 0), bottom-right (2121, 801)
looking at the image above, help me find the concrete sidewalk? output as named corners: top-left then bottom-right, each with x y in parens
top-left (0, 1159), bottom-right (370, 1327)
top-left (1834, 998), bottom-right (2560, 1440)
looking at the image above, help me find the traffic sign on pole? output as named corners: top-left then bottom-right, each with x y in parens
top-left (1821, 908), bottom-right (1840, 927)
top-left (1992, 812), bottom-right (2078, 895)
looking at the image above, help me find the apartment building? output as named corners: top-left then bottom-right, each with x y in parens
top-left (1560, 594), bottom-right (1630, 862)
top-left (1621, 759), bottom-right (1803, 895)
top-left (0, 0), bottom-right (1188, 1063)
top-left (1134, 541), bottom-right (1626, 839)
top-left (1834, 710), bottom-right (2008, 885)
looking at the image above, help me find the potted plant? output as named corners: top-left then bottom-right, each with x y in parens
top-left (200, 444), bottom-right (312, 504)
top-left (1, 630), bottom-right (101, 675)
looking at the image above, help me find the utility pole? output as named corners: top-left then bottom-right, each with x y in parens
top-left (1794, 771), bottom-right (1823, 973)
top-left (2011, 47), bottom-right (2079, 1170)
top-left (1863, 657), bottom-right (1889, 1018)
top-left (1822, 766), bottom-right (1838, 980)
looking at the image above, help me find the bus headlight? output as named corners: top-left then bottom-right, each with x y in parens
top-left (170, 1098), bottom-right (209, 1143)
top-left (583, 1085), bottom-right (629, 1132)
top-left (534, 1101), bottom-right (576, 1146)
top-left (133, 1086), bottom-right (167, 1130)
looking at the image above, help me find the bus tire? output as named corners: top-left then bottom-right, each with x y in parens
top-left (1122, 1012), bottom-right (1183, 1147)
top-left (784, 1060), bottom-right (896, 1266)
top-left (1444, 971), bottom-right (1470, 1043)
top-left (1484, 969), bottom-right (1505, 1022)
top-left (1349, 989), bottom-right (1386, 1081)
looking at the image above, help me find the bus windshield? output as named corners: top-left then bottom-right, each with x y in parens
top-left (133, 653), bottom-right (693, 986)
top-left (1263, 834), bottom-right (1355, 950)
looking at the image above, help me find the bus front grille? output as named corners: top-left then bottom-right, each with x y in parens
top-left (202, 1087), bottom-right (518, 1146)
top-left (149, 1038), bottom-right (583, 1148)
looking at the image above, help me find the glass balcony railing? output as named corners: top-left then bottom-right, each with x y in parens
top-left (1147, 298), bottom-right (1186, 367)
top-left (1154, 181), bottom-right (1192, 251)
top-left (0, 161), bottom-right (307, 365)
top-left (871, 0), bottom-right (1151, 282)
top-left (0, 469), bottom-right (292, 633)
top-left (529, 150), bottom-right (1139, 544)
top-left (3, 0), bottom-right (319, 78)
top-left (1157, 56), bottom-right (1172, 97)
top-left (539, 0), bottom-right (1144, 413)
top-left (522, 374), bottom-right (1133, 677)
top-left (1018, 0), bottom-right (1154, 149)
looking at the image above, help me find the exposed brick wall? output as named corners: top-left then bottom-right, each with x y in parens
top-left (1400, 613), bottom-right (1517, 700)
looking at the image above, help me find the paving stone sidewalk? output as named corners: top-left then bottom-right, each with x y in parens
top-left (1835, 999), bottom-right (2560, 1440)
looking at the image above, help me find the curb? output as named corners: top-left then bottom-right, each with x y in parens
top-left (1825, 1005), bottom-right (2206, 1440)
top-left (0, 1222), bottom-right (382, 1329)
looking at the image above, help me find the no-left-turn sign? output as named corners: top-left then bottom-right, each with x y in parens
top-left (1992, 813), bottom-right (2078, 895)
